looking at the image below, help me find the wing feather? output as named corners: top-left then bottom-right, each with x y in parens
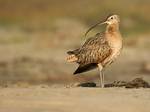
top-left (76, 33), bottom-right (112, 65)
top-left (67, 33), bottom-right (112, 74)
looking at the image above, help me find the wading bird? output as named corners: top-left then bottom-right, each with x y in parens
top-left (66, 15), bottom-right (123, 88)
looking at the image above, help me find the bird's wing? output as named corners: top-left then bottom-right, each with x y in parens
top-left (67, 33), bottom-right (101, 56)
top-left (73, 33), bottom-right (112, 74)
top-left (76, 33), bottom-right (112, 65)
top-left (74, 63), bottom-right (97, 74)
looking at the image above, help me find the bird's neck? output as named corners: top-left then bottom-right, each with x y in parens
top-left (106, 23), bottom-right (119, 34)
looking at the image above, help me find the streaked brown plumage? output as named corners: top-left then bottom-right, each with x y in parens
top-left (67, 15), bottom-right (123, 88)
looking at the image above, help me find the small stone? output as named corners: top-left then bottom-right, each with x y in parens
top-left (77, 82), bottom-right (96, 87)
top-left (125, 78), bottom-right (150, 88)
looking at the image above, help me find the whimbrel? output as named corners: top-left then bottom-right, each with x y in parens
top-left (67, 15), bottom-right (123, 88)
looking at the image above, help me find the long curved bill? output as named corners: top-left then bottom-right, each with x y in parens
top-left (84, 21), bottom-right (107, 37)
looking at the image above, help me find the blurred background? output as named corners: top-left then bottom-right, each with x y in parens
top-left (0, 0), bottom-right (150, 86)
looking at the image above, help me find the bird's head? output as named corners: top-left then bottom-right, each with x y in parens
top-left (104, 15), bottom-right (120, 25)
top-left (85, 14), bottom-right (120, 37)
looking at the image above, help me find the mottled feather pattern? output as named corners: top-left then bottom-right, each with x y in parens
top-left (74, 33), bottom-right (112, 66)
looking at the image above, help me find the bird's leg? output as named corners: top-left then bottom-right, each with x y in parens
top-left (99, 70), bottom-right (104, 88)
top-left (98, 64), bottom-right (104, 88)
top-left (102, 70), bottom-right (105, 88)
top-left (99, 70), bottom-right (102, 87)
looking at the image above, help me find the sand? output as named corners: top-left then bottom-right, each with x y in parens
top-left (0, 86), bottom-right (150, 112)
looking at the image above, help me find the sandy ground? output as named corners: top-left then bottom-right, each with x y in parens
top-left (0, 86), bottom-right (150, 112)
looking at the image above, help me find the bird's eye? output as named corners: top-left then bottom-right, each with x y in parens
top-left (110, 17), bottom-right (113, 19)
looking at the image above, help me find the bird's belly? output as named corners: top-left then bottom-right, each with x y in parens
top-left (108, 36), bottom-right (123, 63)
top-left (102, 47), bottom-right (122, 67)
top-left (111, 50), bottom-right (121, 62)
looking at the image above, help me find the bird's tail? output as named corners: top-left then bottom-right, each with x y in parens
top-left (74, 63), bottom-right (97, 74)
top-left (66, 54), bottom-right (78, 62)
top-left (66, 50), bottom-right (78, 62)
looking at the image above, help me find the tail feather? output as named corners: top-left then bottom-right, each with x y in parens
top-left (67, 51), bottom-right (74, 55)
top-left (74, 63), bottom-right (97, 74)
top-left (67, 49), bottom-right (79, 62)
top-left (66, 55), bottom-right (78, 62)
top-left (67, 49), bottom-right (79, 55)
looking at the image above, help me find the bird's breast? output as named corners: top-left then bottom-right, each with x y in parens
top-left (111, 39), bottom-right (122, 58)
top-left (105, 32), bottom-right (123, 64)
